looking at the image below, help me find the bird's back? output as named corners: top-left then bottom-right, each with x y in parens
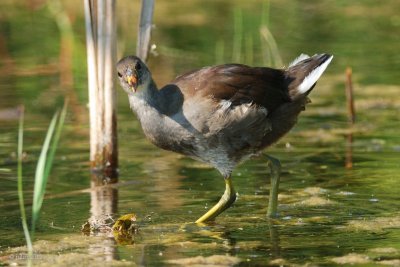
top-left (171, 63), bottom-right (290, 112)
top-left (152, 54), bottom-right (333, 172)
top-left (163, 53), bottom-right (332, 116)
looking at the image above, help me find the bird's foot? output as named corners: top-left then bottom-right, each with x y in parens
top-left (195, 176), bottom-right (236, 223)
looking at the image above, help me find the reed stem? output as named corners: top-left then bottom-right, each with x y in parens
top-left (84, 0), bottom-right (118, 178)
top-left (137, 0), bottom-right (155, 62)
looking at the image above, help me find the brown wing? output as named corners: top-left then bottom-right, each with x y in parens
top-left (169, 64), bottom-right (291, 113)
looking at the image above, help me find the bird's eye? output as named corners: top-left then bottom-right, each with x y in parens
top-left (117, 72), bottom-right (123, 78)
top-left (135, 62), bottom-right (141, 71)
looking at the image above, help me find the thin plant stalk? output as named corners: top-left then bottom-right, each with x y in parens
top-left (17, 107), bottom-right (33, 254)
top-left (260, 26), bottom-right (283, 68)
top-left (259, 1), bottom-right (283, 67)
top-left (345, 67), bottom-right (356, 124)
top-left (31, 101), bottom-right (68, 238)
top-left (137, 0), bottom-right (155, 62)
top-left (260, 0), bottom-right (270, 28)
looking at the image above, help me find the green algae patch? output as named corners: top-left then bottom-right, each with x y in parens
top-left (344, 215), bottom-right (400, 232)
top-left (166, 254), bottom-right (241, 266)
top-left (1, 234), bottom-right (133, 267)
top-left (331, 253), bottom-right (371, 265)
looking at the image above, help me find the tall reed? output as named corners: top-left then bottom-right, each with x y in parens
top-left (84, 0), bottom-right (118, 177)
top-left (136, 0), bottom-right (155, 62)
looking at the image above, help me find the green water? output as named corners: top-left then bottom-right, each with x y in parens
top-left (1, 0), bottom-right (400, 266)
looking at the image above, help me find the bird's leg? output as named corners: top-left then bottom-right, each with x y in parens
top-left (195, 176), bottom-right (236, 223)
top-left (266, 155), bottom-right (281, 217)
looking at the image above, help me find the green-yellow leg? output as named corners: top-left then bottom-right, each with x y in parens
top-left (266, 155), bottom-right (281, 217)
top-left (195, 176), bottom-right (236, 223)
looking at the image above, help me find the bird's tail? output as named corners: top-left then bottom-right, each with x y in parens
top-left (286, 53), bottom-right (333, 100)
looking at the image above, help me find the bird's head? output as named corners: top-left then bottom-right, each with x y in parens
top-left (116, 56), bottom-right (151, 95)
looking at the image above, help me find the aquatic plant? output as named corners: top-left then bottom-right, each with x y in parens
top-left (31, 100), bottom-right (68, 238)
top-left (17, 107), bottom-right (33, 254)
top-left (17, 100), bottom-right (68, 254)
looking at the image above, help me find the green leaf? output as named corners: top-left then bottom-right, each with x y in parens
top-left (31, 99), bottom-right (68, 238)
top-left (17, 106), bottom-right (33, 253)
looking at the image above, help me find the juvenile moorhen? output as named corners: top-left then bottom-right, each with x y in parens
top-left (117, 53), bottom-right (333, 223)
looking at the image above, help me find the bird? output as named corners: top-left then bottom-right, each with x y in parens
top-left (116, 53), bottom-right (333, 223)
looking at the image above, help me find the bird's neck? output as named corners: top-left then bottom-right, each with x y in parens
top-left (128, 79), bottom-right (172, 149)
top-left (128, 78), bottom-right (162, 118)
top-left (139, 78), bottom-right (160, 106)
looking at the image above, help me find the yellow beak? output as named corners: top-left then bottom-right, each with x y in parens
top-left (126, 75), bottom-right (137, 92)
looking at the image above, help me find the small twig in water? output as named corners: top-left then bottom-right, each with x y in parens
top-left (345, 67), bottom-right (355, 169)
top-left (345, 67), bottom-right (356, 124)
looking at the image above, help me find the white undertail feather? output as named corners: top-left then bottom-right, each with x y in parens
top-left (297, 55), bottom-right (333, 95)
top-left (219, 99), bottom-right (232, 110)
top-left (288, 54), bottom-right (310, 67)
